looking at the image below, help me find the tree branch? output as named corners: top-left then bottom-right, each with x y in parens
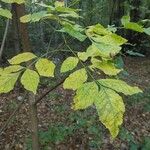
top-left (34, 77), bottom-right (67, 106)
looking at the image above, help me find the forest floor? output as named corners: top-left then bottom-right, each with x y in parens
top-left (0, 56), bottom-right (150, 150)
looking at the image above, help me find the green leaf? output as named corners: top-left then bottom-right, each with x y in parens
top-left (91, 59), bottom-right (122, 75)
top-left (0, 8), bottom-right (12, 19)
top-left (72, 82), bottom-right (98, 110)
top-left (123, 22), bottom-right (144, 32)
top-left (61, 57), bottom-right (79, 73)
top-left (21, 69), bottom-right (39, 94)
top-left (0, 72), bottom-right (20, 93)
top-left (144, 27), bottom-right (150, 35)
top-left (99, 79), bottom-right (142, 95)
top-left (61, 23), bottom-right (87, 42)
top-left (121, 15), bottom-right (130, 25)
top-left (93, 42), bottom-right (121, 58)
top-left (63, 68), bottom-right (87, 90)
top-left (126, 50), bottom-right (145, 57)
top-left (95, 87), bottom-right (125, 138)
top-left (8, 52), bottom-right (37, 65)
top-left (35, 58), bottom-right (55, 77)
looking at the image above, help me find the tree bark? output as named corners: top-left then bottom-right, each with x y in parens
top-left (11, 4), bottom-right (21, 54)
top-left (13, 3), bottom-right (40, 150)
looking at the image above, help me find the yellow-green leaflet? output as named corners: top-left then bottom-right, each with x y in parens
top-left (72, 82), bottom-right (98, 110)
top-left (95, 34), bottom-right (127, 46)
top-left (54, 1), bottom-right (64, 7)
top-left (20, 11), bottom-right (47, 23)
top-left (0, 72), bottom-right (20, 93)
top-left (63, 68), bottom-right (87, 90)
top-left (1, 0), bottom-right (25, 4)
top-left (72, 81), bottom-right (125, 138)
top-left (61, 57), bottom-right (79, 73)
top-left (21, 69), bottom-right (39, 94)
top-left (35, 58), bottom-right (55, 77)
top-left (0, 8), bottom-right (12, 19)
top-left (99, 79), bottom-right (142, 95)
top-left (91, 58), bottom-right (122, 75)
top-left (77, 52), bottom-right (89, 62)
top-left (8, 52), bottom-right (37, 65)
top-left (95, 87), bottom-right (125, 138)
top-left (3, 65), bottom-right (24, 74)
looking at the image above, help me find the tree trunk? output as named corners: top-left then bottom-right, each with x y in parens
top-left (13, 3), bottom-right (40, 150)
top-left (11, 4), bottom-right (21, 54)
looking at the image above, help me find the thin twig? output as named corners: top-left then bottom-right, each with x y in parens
top-left (34, 77), bottom-right (67, 106)
top-left (0, 19), bottom-right (10, 60)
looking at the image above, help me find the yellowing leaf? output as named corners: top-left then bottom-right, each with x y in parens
top-left (72, 82), bottom-right (98, 110)
top-left (97, 34), bottom-right (127, 46)
top-left (95, 87), bottom-right (125, 138)
top-left (91, 59), bottom-right (122, 75)
top-left (77, 52), bottom-right (89, 62)
top-left (9, 52), bottom-right (37, 65)
top-left (99, 79), bottom-right (142, 95)
top-left (20, 14), bottom-right (32, 23)
top-left (20, 11), bottom-right (47, 23)
top-left (61, 57), bottom-right (79, 73)
top-left (3, 65), bottom-right (24, 74)
top-left (63, 68), bottom-right (87, 90)
top-left (21, 69), bottom-right (39, 94)
top-left (86, 24), bottom-right (111, 36)
top-left (35, 58), bottom-right (55, 77)
top-left (0, 72), bottom-right (20, 93)
top-left (54, 1), bottom-right (64, 7)
top-left (1, 0), bottom-right (25, 4)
